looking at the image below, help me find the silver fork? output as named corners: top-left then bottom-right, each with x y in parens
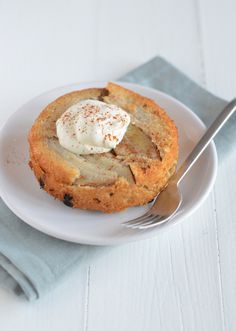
top-left (123, 99), bottom-right (236, 230)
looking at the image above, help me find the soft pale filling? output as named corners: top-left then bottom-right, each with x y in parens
top-left (50, 99), bottom-right (160, 186)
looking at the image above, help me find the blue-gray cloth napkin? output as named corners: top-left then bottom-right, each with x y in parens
top-left (0, 56), bottom-right (232, 301)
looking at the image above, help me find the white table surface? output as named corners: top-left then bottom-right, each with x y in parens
top-left (0, 0), bottom-right (235, 330)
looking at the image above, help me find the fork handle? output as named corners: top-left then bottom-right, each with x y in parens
top-left (171, 98), bottom-right (236, 185)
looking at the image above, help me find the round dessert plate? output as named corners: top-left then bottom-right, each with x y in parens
top-left (0, 81), bottom-right (217, 245)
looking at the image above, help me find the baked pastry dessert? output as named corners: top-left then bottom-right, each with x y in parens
top-left (28, 82), bottom-right (178, 213)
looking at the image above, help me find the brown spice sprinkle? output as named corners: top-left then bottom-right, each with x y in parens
top-left (57, 99), bottom-right (130, 149)
top-left (59, 101), bottom-right (129, 134)
top-left (105, 133), bottom-right (119, 142)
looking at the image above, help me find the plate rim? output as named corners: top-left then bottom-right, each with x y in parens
top-left (0, 81), bottom-right (218, 245)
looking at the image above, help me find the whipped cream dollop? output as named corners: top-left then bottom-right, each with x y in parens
top-left (56, 99), bottom-right (130, 154)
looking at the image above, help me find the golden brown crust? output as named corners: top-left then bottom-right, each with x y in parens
top-left (28, 82), bottom-right (179, 213)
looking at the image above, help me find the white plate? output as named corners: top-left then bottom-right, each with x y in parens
top-left (0, 82), bottom-right (217, 245)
